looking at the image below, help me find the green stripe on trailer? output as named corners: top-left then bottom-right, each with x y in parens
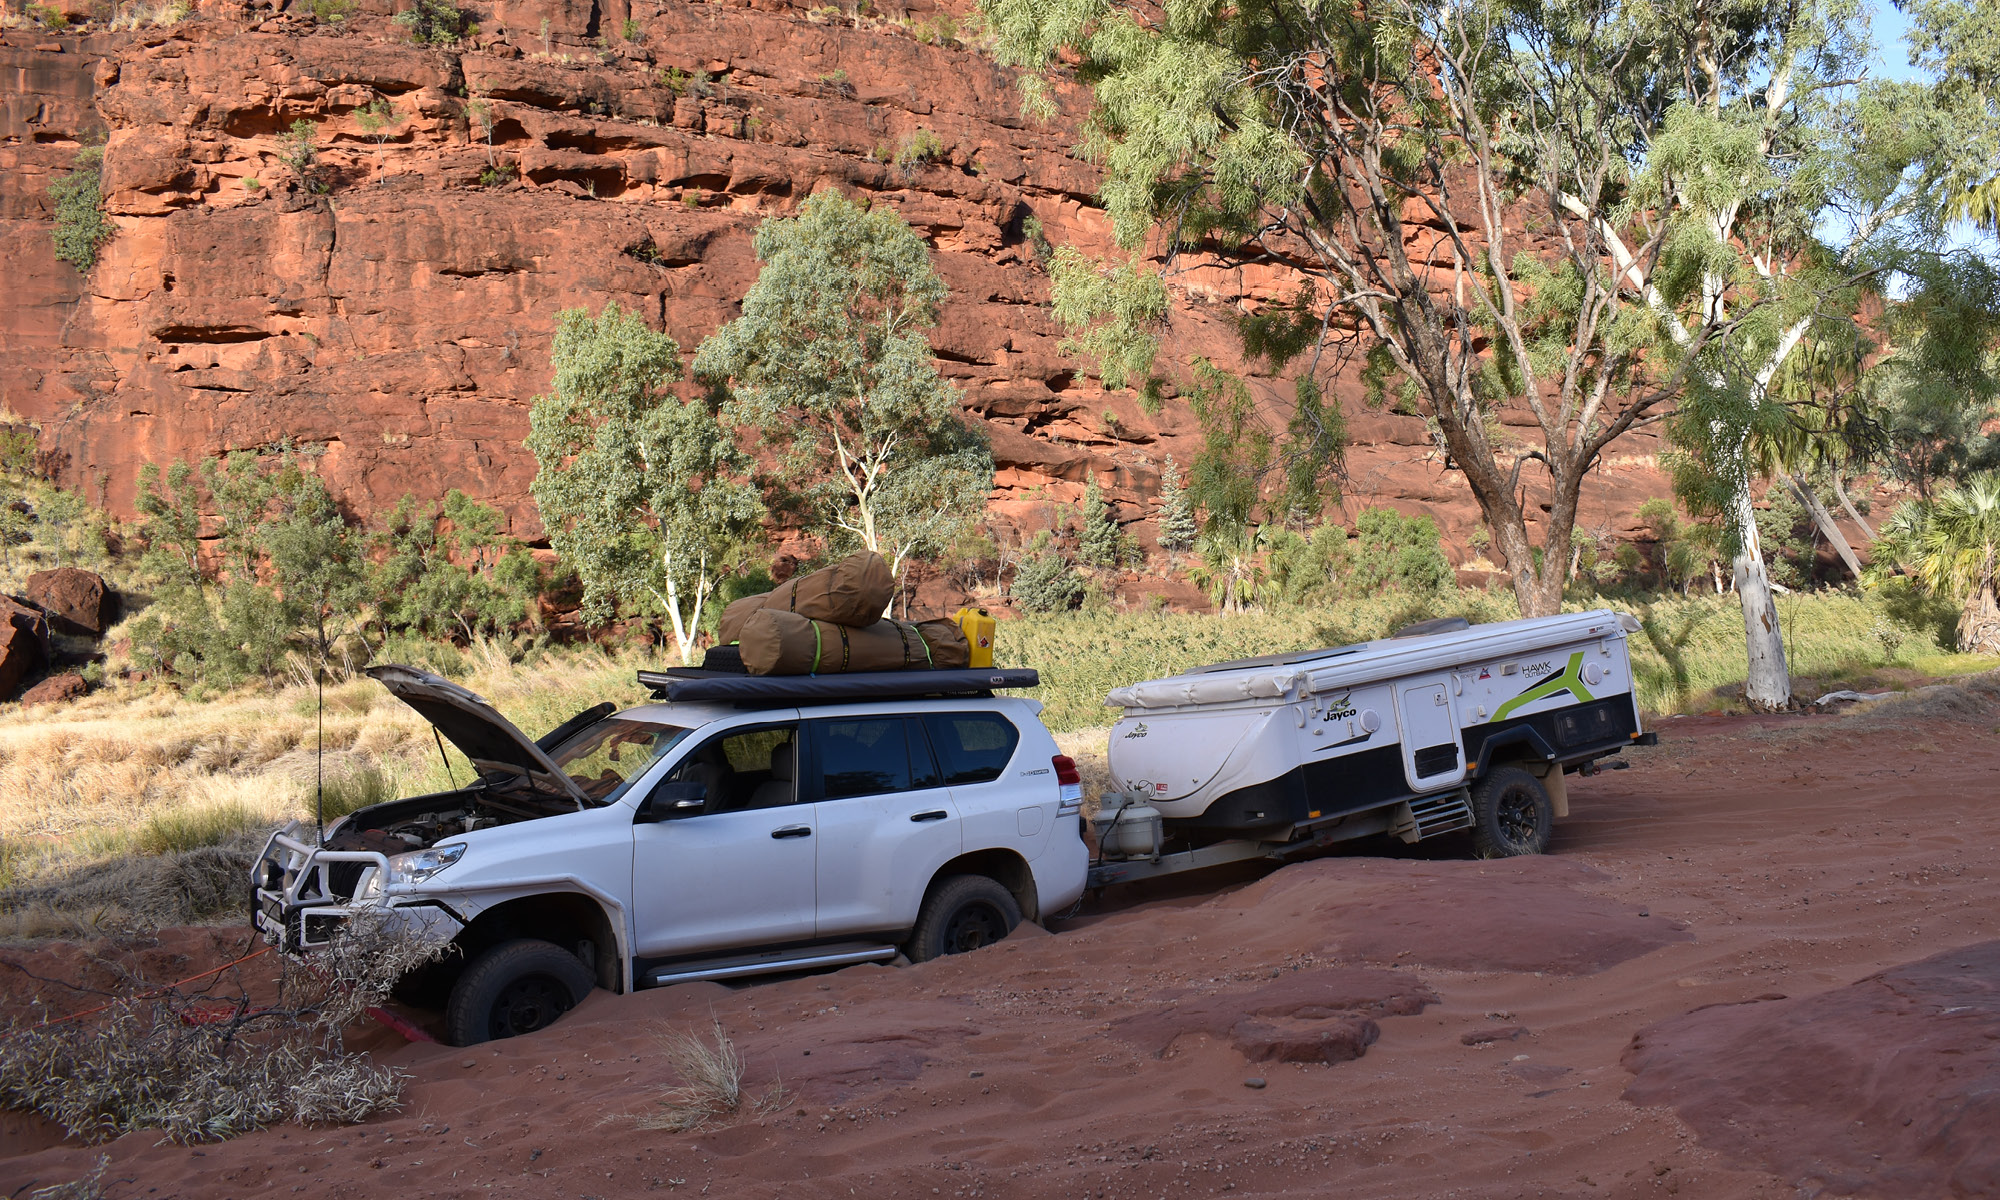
top-left (1492, 651), bottom-right (1594, 720)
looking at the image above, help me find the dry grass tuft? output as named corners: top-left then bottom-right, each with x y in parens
top-left (0, 915), bottom-right (448, 1143)
top-left (643, 1018), bottom-right (748, 1132)
top-left (26, 1154), bottom-right (109, 1200)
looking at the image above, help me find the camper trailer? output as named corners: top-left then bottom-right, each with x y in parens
top-left (1091, 610), bottom-right (1656, 885)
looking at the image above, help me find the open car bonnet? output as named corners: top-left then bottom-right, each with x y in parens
top-left (364, 665), bottom-right (592, 807)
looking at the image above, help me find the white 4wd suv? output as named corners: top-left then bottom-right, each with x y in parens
top-left (252, 665), bottom-right (1087, 1045)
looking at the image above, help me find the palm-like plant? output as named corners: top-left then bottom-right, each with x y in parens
top-left (1879, 473), bottom-right (2000, 654)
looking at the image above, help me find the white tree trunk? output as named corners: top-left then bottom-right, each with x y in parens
top-left (1730, 482), bottom-right (1791, 710)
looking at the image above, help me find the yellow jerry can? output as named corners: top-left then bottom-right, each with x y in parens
top-left (954, 606), bottom-right (996, 668)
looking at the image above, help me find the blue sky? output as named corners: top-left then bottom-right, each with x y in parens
top-left (1870, 0), bottom-right (1921, 83)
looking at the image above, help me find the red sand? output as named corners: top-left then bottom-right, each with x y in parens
top-left (6, 693), bottom-right (2000, 1199)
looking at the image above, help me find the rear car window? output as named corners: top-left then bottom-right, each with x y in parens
top-left (817, 718), bottom-right (914, 800)
top-left (922, 713), bottom-right (1019, 785)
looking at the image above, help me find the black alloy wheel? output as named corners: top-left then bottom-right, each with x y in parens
top-left (1469, 765), bottom-right (1555, 859)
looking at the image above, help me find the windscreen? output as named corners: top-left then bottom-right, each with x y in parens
top-left (548, 719), bottom-right (689, 803)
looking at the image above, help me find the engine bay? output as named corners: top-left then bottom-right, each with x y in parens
top-left (324, 783), bottom-right (579, 854)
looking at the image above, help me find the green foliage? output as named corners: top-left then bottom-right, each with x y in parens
top-left (621, 16), bottom-right (642, 40)
top-left (373, 491), bottom-right (540, 644)
top-left (48, 145), bottom-right (112, 274)
top-left (130, 453), bottom-right (370, 688)
top-left (1346, 508), bottom-right (1452, 595)
top-left (1871, 473), bottom-right (2000, 653)
top-left (1182, 360), bottom-right (1267, 544)
top-left (529, 303), bottom-right (762, 664)
top-left (659, 67), bottom-right (713, 97)
top-left (26, 3), bottom-right (68, 30)
top-left (1263, 522), bottom-right (1349, 606)
top-left (1077, 476), bottom-right (1124, 568)
top-left (1046, 247), bottom-right (1167, 391)
top-left (894, 128), bottom-right (946, 169)
top-left (354, 97), bottom-right (404, 146)
top-left (476, 163), bottom-right (515, 187)
top-left (393, 0), bottom-right (470, 44)
top-left (1154, 456), bottom-right (1196, 553)
top-left (307, 0), bottom-right (354, 21)
top-left (693, 191), bottom-right (991, 579)
top-left (1752, 485), bottom-right (1817, 591)
top-left (1636, 498), bottom-right (1720, 595)
top-left (1011, 532), bottom-right (1084, 612)
top-left (277, 121), bottom-right (319, 188)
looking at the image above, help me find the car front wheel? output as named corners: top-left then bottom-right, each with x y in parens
top-left (445, 938), bottom-right (597, 1046)
top-left (905, 874), bottom-right (1022, 963)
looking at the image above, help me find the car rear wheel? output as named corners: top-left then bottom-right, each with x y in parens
top-left (905, 874), bottom-right (1022, 963)
top-left (1470, 765), bottom-right (1555, 858)
top-left (445, 938), bottom-right (597, 1046)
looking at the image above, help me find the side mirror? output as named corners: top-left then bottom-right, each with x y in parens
top-left (635, 780), bottom-right (706, 823)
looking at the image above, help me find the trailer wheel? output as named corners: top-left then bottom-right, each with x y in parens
top-left (1470, 766), bottom-right (1554, 858)
top-left (905, 875), bottom-right (1021, 963)
top-left (445, 938), bottom-right (596, 1046)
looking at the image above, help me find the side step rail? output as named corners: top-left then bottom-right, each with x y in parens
top-left (645, 942), bottom-right (899, 987)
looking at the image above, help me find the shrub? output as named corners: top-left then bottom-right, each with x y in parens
top-left (1078, 476), bottom-right (1124, 567)
top-left (307, 0), bottom-right (353, 21)
top-left (894, 127), bottom-right (945, 169)
top-left (393, 0), bottom-right (470, 45)
top-left (643, 1018), bottom-right (746, 1131)
top-left (1347, 507), bottom-right (1453, 594)
top-left (27, 3), bottom-right (69, 30)
top-left (621, 15), bottom-right (641, 39)
top-left (276, 120), bottom-right (319, 188)
top-left (48, 146), bottom-right (113, 273)
top-left (1013, 534), bottom-right (1084, 612)
top-left (476, 163), bottom-right (515, 186)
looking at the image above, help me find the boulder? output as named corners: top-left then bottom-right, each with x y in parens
top-left (25, 567), bottom-right (112, 637)
top-left (19, 673), bottom-right (87, 706)
top-left (0, 620), bottom-right (46, 701)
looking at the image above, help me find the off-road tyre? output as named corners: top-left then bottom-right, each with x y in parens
top-left (445, 938), bottom-right (596, 1046)
top-left (1470, 765), bottom-right (1555, 859)
top-left (904, 874), bottom-right (1021, 963)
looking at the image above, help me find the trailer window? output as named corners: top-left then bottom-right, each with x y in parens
top-left (922, 714), bottom-right (1019, 786)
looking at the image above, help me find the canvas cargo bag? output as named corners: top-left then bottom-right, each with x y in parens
top-left (715, 550), bottom-right (895, 644)
top-left (738, 609), bottom-right (970, 676)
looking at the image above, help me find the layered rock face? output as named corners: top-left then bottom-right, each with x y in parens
top-left (0, 0), bottom-right (1674, 575)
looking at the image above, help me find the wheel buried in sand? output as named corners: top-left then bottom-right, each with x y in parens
top-left (446, 938), bottom-right (597, 1046)
top-left (1470, 765), bottom-right (1554, 859)
top-left (905, 874), bottom-right (1021, 963)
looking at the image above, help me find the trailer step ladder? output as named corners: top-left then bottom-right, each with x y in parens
top-left (1388, 789), bottom-right (1475, 843)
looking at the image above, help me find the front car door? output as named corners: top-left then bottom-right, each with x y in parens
top-left (629, 718), bottom-right (816, 959)
top-left (807, 714), bottom-right (962, 938)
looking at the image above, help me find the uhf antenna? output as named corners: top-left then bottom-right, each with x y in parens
top-left (314, 655), bottom-right (326, 846)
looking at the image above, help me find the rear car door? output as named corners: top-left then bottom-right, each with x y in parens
top-left (1396, 681), bottom-right (1467, 791)
top-left (807, 714), bottom-right (962, 938)
top-left (926, 711), bottom-right (1044, 857)
top-left (629, 720), bottom-right (815, 958)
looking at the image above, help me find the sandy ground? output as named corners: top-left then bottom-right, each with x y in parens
top-left (5, 688), bottom-right (2000, 1200)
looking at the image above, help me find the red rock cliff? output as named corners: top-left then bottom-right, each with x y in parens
top-left (0, 0), bottom-right (1672, 569)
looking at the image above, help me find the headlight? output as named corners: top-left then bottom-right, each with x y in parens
top-left (386, 843), bottom-right (466, 887)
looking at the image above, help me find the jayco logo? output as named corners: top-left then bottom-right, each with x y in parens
top-left (1323, 698), bottom-right (1357, 721)
top-left (1123, 722), bottom-right (1150, 739)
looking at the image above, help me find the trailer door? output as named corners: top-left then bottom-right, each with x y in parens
top-left (1396, 681), bottom-right (1467, 791)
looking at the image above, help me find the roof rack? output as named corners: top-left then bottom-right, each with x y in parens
top-left (636, 667), bottom-right (1041, 705)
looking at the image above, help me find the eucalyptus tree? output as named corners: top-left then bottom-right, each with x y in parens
top-left (983, 0), bottom-right (1975, 709)
top-left (527, 303), bottom-right (762, 665)
top-left (692, 191), bottom-right (992, 582)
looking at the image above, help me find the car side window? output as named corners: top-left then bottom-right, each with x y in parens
top-left (922, 713), bottom-right (1020, 785)
top-left (657, 724), bottom-right (798, 815)
top-left (813, 718), bottom-right (914, 801)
